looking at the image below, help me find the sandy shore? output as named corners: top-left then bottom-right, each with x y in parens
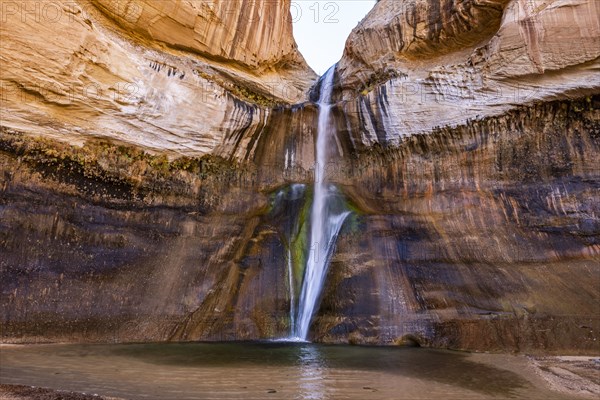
top-left (0, 385), bottom-right (125, 400)
top-left (528, 356), bottom-right (600, 398)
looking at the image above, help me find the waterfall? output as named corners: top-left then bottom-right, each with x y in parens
top-left (294, 67), bottom-right (350, 340)
top-left (287, 247), bottom-right (296, 335)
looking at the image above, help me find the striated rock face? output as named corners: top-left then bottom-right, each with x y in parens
top-left (317, 98), bottom-right (600, 352)
top-left (337, 0), bottom-right (599, 141)
top-left (0, 106), bottom-right (317, 342)
top-left (2, 97), bottom-right (597, 353)
top-left (0, 0), bottom-right (318, 343)
top-left (339, 0), bottom-right (510, 80)
top-left (1, 0), bottom-right (599, 353)
top-left (314, 0), bottom-right (600, 351)
top-left (0, 0), bottom-right (316, 156)
top-left (91, 0), bottom-right (305, 72)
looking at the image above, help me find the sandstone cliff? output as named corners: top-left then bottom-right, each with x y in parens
top-left (1, 0), bottom-right (599, 353)
top-left (314, 0), bottom-right (600, 350)
top-left (90, 0), bottom-right (305, 72)
top-left (336, 0), bottom-right (599, 142)
top-left (0, 0), bottom-right (316, 156)
top-left (319, 97), bottom-right (600, 351)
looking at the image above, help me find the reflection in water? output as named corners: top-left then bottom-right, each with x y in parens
top-left (298, 346), bottom-right (325, 400)
top-left (0, 342), bottom-right (575, 400)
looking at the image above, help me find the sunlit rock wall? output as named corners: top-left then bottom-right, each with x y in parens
top-left (0, 0), bottom-right (316, 156)
top-left (336, 0), bottom-right (599, 142)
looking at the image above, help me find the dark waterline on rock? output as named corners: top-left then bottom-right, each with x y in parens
top-left (0, 342), bottom-right (575, 400)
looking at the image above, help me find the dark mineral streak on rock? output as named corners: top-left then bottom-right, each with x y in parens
top-left (2, 97), bottom-right (597, 352)
top-left (1, 0), bottom-right (599, 355)
top-left (310, 97), bottom-right (600, 352)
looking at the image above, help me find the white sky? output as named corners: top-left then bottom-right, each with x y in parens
top-left (291, 0), bottom-right (377, 75)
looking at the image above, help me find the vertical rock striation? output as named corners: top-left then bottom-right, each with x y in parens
top-left (0, 0), bottom-right (316, 156)
top-left (317, 98), bottom-right (600, 352)
top-left (309, 0), bottom-right (600, 351)
top-left (336, 0), bottom-right (599, 143)
top-left (1, 0), bottom-right (599, 352)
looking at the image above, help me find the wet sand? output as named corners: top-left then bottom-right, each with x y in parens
top-left (0, 384), bottom-right (124, 400)
top-left (529, 356), bottom-right (600, 398)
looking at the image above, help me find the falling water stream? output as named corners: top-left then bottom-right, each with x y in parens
top-left (294, 67), bottom-right (350, 340)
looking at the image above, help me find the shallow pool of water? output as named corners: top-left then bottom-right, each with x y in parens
top-left (0, 342), bottom-right (570, 399)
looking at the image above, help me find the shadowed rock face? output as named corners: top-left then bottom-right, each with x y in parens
top-left (2, 97), bottom-right (598, 352)
top-left (0, 103), bottom-right (318, 342)
top-left (1, 0), bottom-right (599, 353)
top-left (314, 98), bottom-right (600, 352)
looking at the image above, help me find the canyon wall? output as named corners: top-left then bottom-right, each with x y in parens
top-left (318, 98), bottom-right (599, 352)
top-left (0, 0), bottom-right (316, 156)
top-left (314, 0), bottom-right (599, 351)
top-left (1, 0), bottom-right (599, 353)
top-left (336, 0), bottom-right (599, 141)
top-left (0, 0), bottom-right (318, 342)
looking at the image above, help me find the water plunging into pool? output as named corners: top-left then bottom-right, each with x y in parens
top-left (293, 67), bottom-right (350, 340)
